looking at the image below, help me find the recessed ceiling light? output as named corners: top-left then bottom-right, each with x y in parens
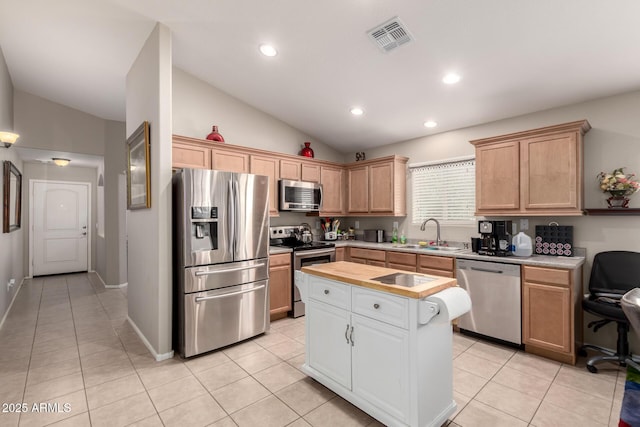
top-left (424, 120), bottom-right (438, 128)
top-left (442, 73), bottom-right (461, 85)
top-left (350, 107), bottom-right (364, 116)
top-left (259, 44), bottom-right (277, 57)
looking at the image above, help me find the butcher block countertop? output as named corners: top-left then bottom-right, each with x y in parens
top-left (300, 261), bottom-right (457, 299)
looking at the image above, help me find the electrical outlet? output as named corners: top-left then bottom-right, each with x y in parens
top-left (355, 221), bottom-right (360, 229)
top-left (7, 279), bottom-right (15, 291)
top-left (520, 219), bottom-right (529, 231)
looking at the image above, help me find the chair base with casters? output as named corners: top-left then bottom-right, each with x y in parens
top-left (579, 316), bottom-right (640, 373)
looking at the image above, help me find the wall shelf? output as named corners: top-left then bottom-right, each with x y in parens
top-left (585, 208), bottom-right (640, 216)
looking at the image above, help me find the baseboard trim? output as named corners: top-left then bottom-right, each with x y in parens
top-left (0, 278), bottom-right (25, 331)
top-left (96, 271), bottom-right (128, 289)
top-left (126, 316), bottom-right (174, 362)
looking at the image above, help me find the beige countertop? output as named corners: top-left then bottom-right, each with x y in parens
top-left (301, 261), bottom-right (458, 299)
top-left (332, 241), bottom-right (585, 269)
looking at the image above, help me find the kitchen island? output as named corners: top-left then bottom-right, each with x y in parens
top-left (296, 261), bottom-right (471, 427)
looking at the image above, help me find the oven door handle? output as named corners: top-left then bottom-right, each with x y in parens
top-left (194, 262), bottom-right (266, 276)
top-left (294, 248), bottom-right (336, 258)
top-left (195, 284), bottom-right (265, 302)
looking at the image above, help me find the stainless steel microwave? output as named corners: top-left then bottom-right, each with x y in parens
top-left (279, 179), bottom-right (323, 212)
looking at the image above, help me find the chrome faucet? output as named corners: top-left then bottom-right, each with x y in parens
top-left (420, 218), bottom-right (441, 246)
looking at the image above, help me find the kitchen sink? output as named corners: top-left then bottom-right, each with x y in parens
top-left (390, 244), bottom-right (463, 252)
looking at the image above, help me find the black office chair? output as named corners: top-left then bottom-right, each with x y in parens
top-left (579, 251), bottom-right (640, 373)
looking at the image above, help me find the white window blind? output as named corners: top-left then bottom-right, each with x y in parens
top-left (411, 158), bottom-right (476, 224)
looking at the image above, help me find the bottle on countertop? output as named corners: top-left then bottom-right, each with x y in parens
top-left (400, 230), bottom-right (406, 244)
top-left (391, 226), bottom-right (398, 243)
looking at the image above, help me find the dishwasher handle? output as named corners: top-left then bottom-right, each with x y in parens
top-left (470, 266), bottom-right (504, 274)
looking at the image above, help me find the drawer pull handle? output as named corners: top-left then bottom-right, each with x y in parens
top-left (324, 289), bottom-right (330, 295)
top-left (349, 326), bottom-right (354, 346)
top-left (373, 303), bottom-right (380, 309)
top-left (345, 324), bottom-right (349, 344)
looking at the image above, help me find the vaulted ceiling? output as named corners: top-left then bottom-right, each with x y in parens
top-left (2, 0), bottom-right (640, 151)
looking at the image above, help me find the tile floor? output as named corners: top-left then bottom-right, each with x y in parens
top-left (0, 273), bottom-right (627, 427)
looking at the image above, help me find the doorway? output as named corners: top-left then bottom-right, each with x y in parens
top-left (29, 180), bottom-right (91, 277)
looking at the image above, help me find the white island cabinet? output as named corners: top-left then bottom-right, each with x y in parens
top-left (296, 262), bottom-right (471, 427)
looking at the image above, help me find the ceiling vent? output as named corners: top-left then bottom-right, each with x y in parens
top-left (367, 16), bottom-right (413, 53)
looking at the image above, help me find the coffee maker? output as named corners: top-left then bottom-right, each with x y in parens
top-left (478, 220), bottom-right (513, 256)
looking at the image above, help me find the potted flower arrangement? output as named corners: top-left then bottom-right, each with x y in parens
top-left (597, 167), bottom-right (640, 208)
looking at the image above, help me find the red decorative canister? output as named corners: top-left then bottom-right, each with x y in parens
top-left (300, 142), bottom-right (314, 158)
top-left (206, 126), bottom-right (225, 142)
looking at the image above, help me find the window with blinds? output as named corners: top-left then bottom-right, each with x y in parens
top-left (411, 158), bottom-right (476, 224)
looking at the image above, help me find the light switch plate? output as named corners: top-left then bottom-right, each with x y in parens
top-left (520, 219), bottom-right (529, 231)
top-left (355, 221), bottom-right (360, 229)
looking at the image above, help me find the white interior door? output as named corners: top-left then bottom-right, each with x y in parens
top-left (33, 181), bottom-right (89, 276)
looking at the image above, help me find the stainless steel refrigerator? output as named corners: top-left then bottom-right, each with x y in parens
top-left (173, 168), bottom-right (270, 358)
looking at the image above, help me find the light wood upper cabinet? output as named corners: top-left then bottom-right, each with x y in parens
top-left (301, 163), bottom-right (321, 183)
top-left (280, 159), bottom-right (300, 180)
top-left (211, 147), bottom-right (249, 173)
top-left (470, 120), bottom-right (590, 216)
top-left (475, 141), bottom-right (520, 212)
top-left (346, 156), bottom-right (408, 216)
top-left (347, 166), bottom-right (369, 213)
top-left (250, 155), bottom-right (279, 217)
top-left (320, 166), bottom-right (345, 216)
top-left (172, 141), bottom-right (211, 169)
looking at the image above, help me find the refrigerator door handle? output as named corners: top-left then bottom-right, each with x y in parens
top-left (228, 180), bottom-right (235, 255)
top-left (195, 284), bottom-right (266, 302)
top-left (194, 262), bottom-right (267, 276)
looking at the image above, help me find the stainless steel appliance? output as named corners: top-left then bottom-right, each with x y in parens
top-left (270, 226), bottom-right (335, 317)
top-left (364, 229), bottom-right (385, 243)
top-left (173, 169), bottom-right (270, 358)
top-left (456, 259), bottom-right (522, 345)
top-left (279, 179), bottom-right (323, 212)
top-left (478, 220), bottom-right (513, 256)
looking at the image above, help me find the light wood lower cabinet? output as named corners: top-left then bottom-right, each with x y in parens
top-left (269, 254), bottom-right (291, 320)
top-left (335, 247), bottom-right (346, 261)
top-left (348, 248), bottom-right (386, 267)
top-left (522, 265), bottom-right (581, 364)
top-left (417, 255), bottom-right (455, 278)
top-left (386, 251), bottom-right (417, 272)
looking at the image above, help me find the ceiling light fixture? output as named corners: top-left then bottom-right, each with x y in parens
top-left (259, 44), bottom-right (278, 57)
top-left (0, 131), bottom-right (19, 148)
top-left (52, 158), bottom-right (71, 167)
top-left (350, 107), bottom-right (364, 116)
top-left (442, 73), bottom-right (461, 85)
top-left (424, 120), bottom-right (438, 128)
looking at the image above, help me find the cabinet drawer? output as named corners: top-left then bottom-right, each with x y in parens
top-left (269, 253), bottom-right (291, 267)
top-left (309, 278), bottom-right (350, 309)
top-left (417, 268), bottom-right (454, 278)
top-left (523, 266), bottom-right (570, 287)
top-left (352, 287), bottom-right (409, 329)
top-left (350, 248), bottom-right (386, 262)
top-left (418, 255), bottom-right (454, 272)
top-left (388, 263), bottom-right (417, 272)
top-left (387, 251), bottom-right (417, 267)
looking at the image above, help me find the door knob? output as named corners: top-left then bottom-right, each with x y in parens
top-left (82, 232), bottom-right (87, 236)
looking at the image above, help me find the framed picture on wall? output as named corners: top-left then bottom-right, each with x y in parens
top-left (126, 121), bottom-right (151, 210)
top-left (3, 160), bottom-right (22, 233)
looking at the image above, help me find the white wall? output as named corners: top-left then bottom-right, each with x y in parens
top-left (348, 90), bottom-right (640, 351)
top-left (172, 67), bottom-right (345, 163)
top-left (126, 23), bottom-right (173, 360)
top-left (0, 45), bottom-right (24, 327)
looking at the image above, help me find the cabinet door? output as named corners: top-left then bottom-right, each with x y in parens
top-left (475, 141), bottom-right (520, 212)
top-left (320, 166), bottom-right (344, 216)
top-left (348, 166), bottom-right (369, 213)
top-left (522, 281), bottom-right (571, 353)
top-left (172, 142), bottom-right (211, 169)
top-left (335, 247), bottom-right (346, 261)
top-left (301, 163), bottom-right (321, 183)
top-left (211, 148), bottom-right (249, 173)
top-left (250, 155), bottom-right (279, 216)
top-left (521, 133), bottom-right (579, 210)
top-left (280, 159), bottom-right (301, 180)
top-left (351, 314), bottom-right (409, 422)
top-left (369, 162), bottom-right (394, 213)
top-left (307, 300), bottom-right (352, 389)
top-left (269, 255), bottom-right (291, 316)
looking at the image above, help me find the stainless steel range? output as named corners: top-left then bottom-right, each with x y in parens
top-left (270, 226), bottom-right (335, 317)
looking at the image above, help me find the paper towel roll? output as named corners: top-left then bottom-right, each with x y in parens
top-left (424, 286), bottom-right (471, 323)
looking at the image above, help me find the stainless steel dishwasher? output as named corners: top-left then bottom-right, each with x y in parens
top-left (456, 259), bottom-right (522, 345)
